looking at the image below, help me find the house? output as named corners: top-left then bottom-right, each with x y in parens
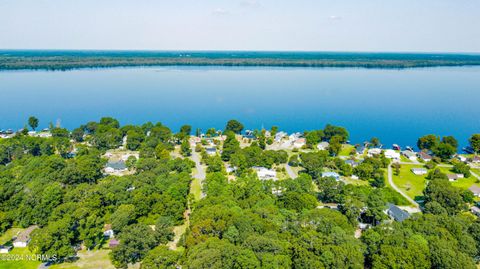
top-left (392, 144), bottom-right (401, 151)
top-left (472, 156), bottom-right (480, 164)
top-left (471, 206), bottom-right (480, 217)
top-left (205, 147), bottom-right (217, 156)
top-left (401, 150), bottom-right (417, 162)
top-left (253, 167), bottom-right (277, 181)
top-left (387, 204), bottom-right (410, 222)
top-left (293, 138), bottom-right (306, 148)
top-left (105, 161), bottom-right (127, 174)
top-left (418, 151), bottom-right (432, 162)
top-left (384, 149), bottom-right (400, 159)
top-left (322, 172), bottom-right (340, 181)
top-left (345, 160), bottom-right (359, 167)
top-left (447, 174), bottom-right (458, 181)
top-left (103, 224), bottom-right (114, 238)
top-left (411, 168), bottom-right (428, 175)
top-left (13, 225), bottom-right (38, 248)
top-left (469, 185), bottom-right (480, 197)
top-left (457, 155), bottom-right (467, 162)
top-left (225, 165), bottom-right (237, 173)
top-left (317, 142), bottom-right (330, 151)
top-left (368, 148), bottom-right (382, 156)
top-left (109, 239), bottom-right (120, 248)
top-left (274, 131), bottom-right (287, 142)
top-left (289, 132), bottom-right (303, 141)
top-left (0, 245), bottom-right (12, 254)
top-left (243, 130), bottom-right (256, 140)
top-left (356, 146), bottom-right (366, 155)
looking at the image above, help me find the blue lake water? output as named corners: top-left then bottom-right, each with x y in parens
top-left (0, 66), bottom-right (479, 149)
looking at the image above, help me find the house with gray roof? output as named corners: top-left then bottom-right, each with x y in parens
top-left (386, 204), bottom-right (410, 222)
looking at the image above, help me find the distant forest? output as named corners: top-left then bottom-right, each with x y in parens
top-left (1, 51), bottom-right (480, 70)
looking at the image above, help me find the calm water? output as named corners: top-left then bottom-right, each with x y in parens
top-left (0, 66), bottom-right (479, 148)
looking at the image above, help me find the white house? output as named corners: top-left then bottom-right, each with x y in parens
top-left (469, 185), bottom-right (480, 197)
top-left (293, 138), bottom-right (306, 148)
top-left (368, 148), bottom-right (382, 156)
top-left (253, 167), bottom-right (277, 181)
top-left (384, 149), bottom-right (400, 160)
top-left (401, 150), bottom-right (417, 162)
top-left (274, 132), bottom-right (287, 142)
top-left (0, 245), bottom-right (12, 254)
top-left (13, 225), bottom-right (38, 248)
top-left (103, 224), bottom-right (114, 238)
top-left (411, 168), bottom-right (428, 175)
top-left (317, 142), bottom-right (330, 151)
top-left (322, 172), bottom-right (341, 181)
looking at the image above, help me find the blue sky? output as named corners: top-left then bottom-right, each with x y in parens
top-left (0, 0), bottom-right (479, 52)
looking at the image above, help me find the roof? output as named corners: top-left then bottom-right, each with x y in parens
top-left (411, 168), bottom-right (427, 172)
top-left (106, 161), bottom-right (126, 170)
top-left (469, 185), bottom-right (480, 194)
top-left (401, 150), bottom-right (416, 157)
top-left (13, 225), bottom-right (38, 243)
top-left (418, 151), bottom-right (432, 159)
top-left (447, 174), bottom-right (458, 180)
top-left (387, 204), bottom-right (410, 222)
top-left (322, 172), bottom-right (340, 179)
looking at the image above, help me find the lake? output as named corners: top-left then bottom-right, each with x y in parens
top-left (0, 66), bottom-right (479, 149)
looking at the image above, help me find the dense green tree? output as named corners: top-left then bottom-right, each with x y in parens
top-left (225, 120), bottom-right (244, 134)
top-left (142, 246), bottom-right (180, 269)
top-left (110, 223), bottom-right (158, 268)
top-left (417, 134), bottom-right (439, 150)
top-left (221, 131), bottom-right (240, 161)
top-left (181, 139), bottom-right (191, 157)
top-left (328, 135), bottom-right (343, 156)
top-left (323, 124), bottom-right (349, 143)
top-left (111, 204), bottom-right (137, 233)
top-left (469, 134), bottom-right (480, 154)
top-left (28, 116), bottom-right (39, 131)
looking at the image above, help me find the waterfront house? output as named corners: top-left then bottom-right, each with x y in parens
top-left (469, 185), bottom-right (480, 197)
top-left (411, 168), bottom-right (428, 175)
top-left (472, 156), bottom-right (480, 164)
top-left (293, 138), bottom-right (306, 148)
top-left (275, 131), bottom-right (287, 142)
top-left (386, 204), bottom-right (410, 222)
top-left (356, 145), bottom-right (366, 155)
top-left (418, 151), bottom-right (432, 162)
top-left (13, 225), bottom-right (38, 248)
top-left (401, 150), bottom-right (417, 162)
top-left (456, 155), bottom-right (467, 162)
top-left (317, 141), bottom-right (330, 151)
top-left (384, 149), bottom-right (400, 160)
top-left (322, 172), bottom-right (341, 181)
top-left (367, 148), bottom-right (382, 156)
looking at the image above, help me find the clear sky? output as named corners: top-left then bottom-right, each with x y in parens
top-left (0, 0), bottom-right (479, 52)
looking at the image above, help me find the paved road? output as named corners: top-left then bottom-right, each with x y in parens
top-left (285, 163), bottom-right (297, 179)
top-left (388, 163), bottom-right (420, 208)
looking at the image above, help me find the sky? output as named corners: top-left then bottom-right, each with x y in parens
top-left (0, 0), bottom-right (479, 52)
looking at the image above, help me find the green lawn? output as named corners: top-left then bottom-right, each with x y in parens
top-left (0, 247), bottom-right (41, 269)
top-left (343, 177), bottom-right (369, 186)
top-left (339, 145), bottom-right (355, 157)
top-left (190, 176), bottom-right (202, 201)
top-left (49, 248), bottom-right (114, 269)
top-left (438, 166), bottom-right (480, 190)
top-left (392, 164), bottom-right (427, 201)
top-left (0, 228), bottom-right (23, 245)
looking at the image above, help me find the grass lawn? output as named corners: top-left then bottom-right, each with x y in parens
top-left (392, 164), bottom-right (427, 201)
top-left (0, 228), bottom-right (23, 245)
top-left (190, 176), bottom-right (202, 201)
top-left (0, 247), bottom-right (41, 269)
top-left (343, 177), bottom-right (369, 186)
top-left (339, 144), bottom-right (355, 157)
top-left (437, 166), bottom-right (480, 190)
top-left (49, 249), bottom-right (114, 269)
